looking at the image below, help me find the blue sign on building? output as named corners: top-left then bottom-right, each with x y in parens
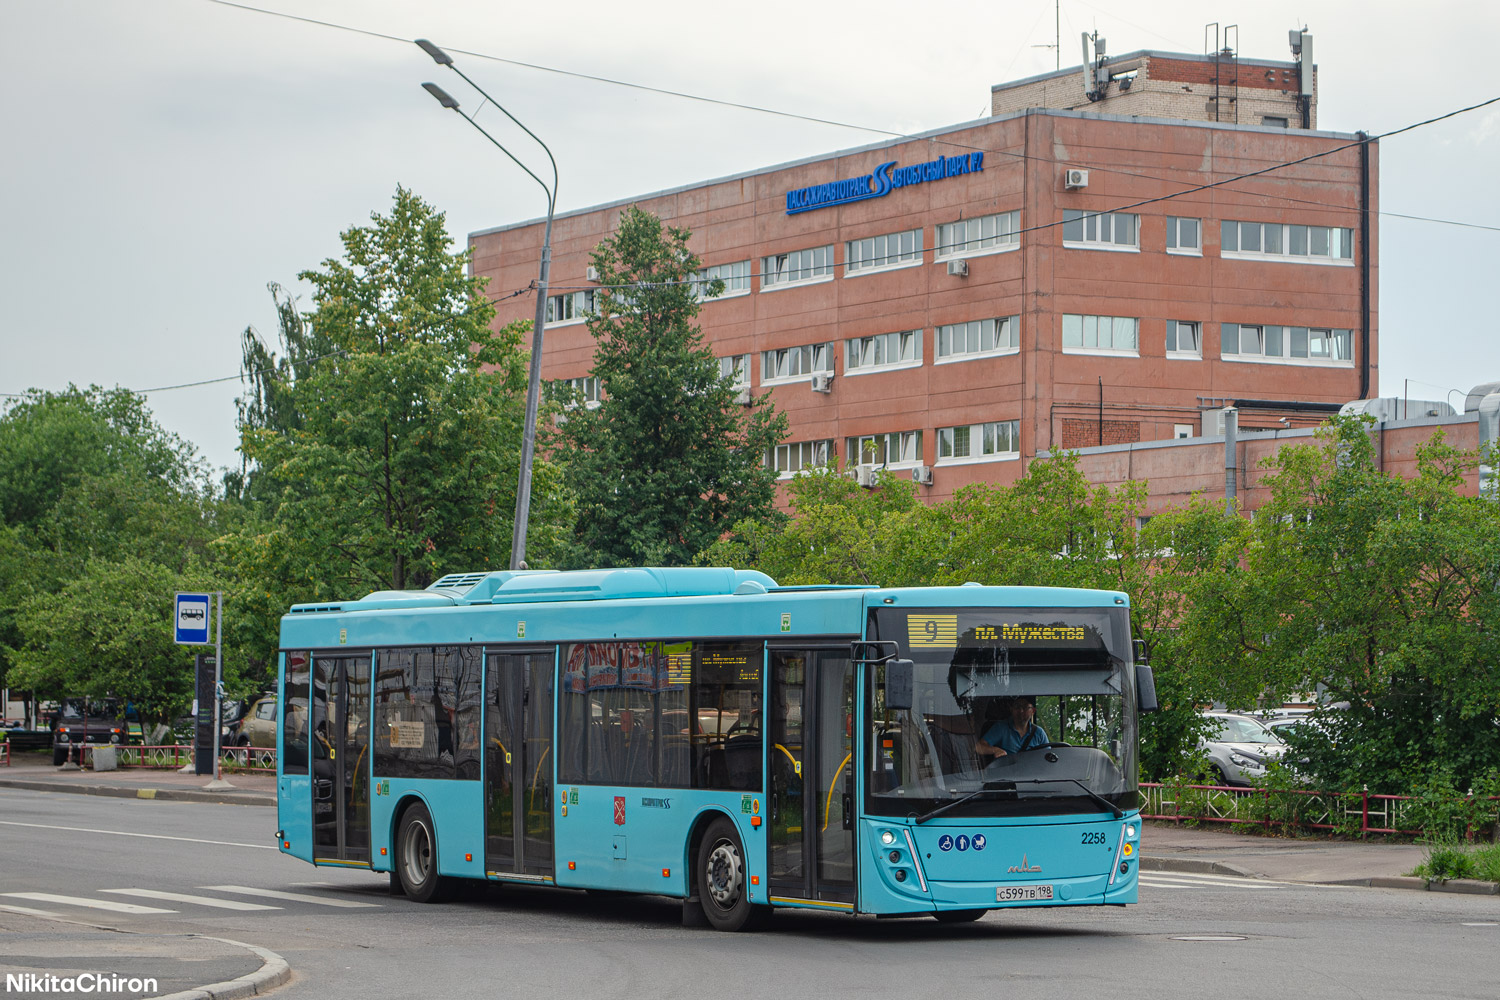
top-left (175, 592), bottom-right (211, 645)
top-left (785, 151), bottom-right (985, 215)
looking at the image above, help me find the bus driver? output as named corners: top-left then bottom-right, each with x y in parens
top-left (975, 695), bottom-right (1048, 758)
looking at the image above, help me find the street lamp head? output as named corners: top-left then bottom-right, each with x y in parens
top-left (422, 82), bottom-right (460, 110)
top-left (415, 38), bottom-right (453, 66)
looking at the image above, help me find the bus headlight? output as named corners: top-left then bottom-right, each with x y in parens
top-left (880, 830), bottom-right (896, 845)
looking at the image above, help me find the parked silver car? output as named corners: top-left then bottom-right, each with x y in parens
top-left (1199, 711), bottom-right (1286, 787)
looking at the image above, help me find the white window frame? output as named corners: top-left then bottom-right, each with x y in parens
top-left (934, 212), bottom-right (1020, 261)
top-left (1220, 220), bottom-right (1355, 266)
top-left (1062, 210), bottom-right (1140, 252)
top-left (545, 289), bottom-right (595, 326)
top-left (760, 245), bottom-right (834, 291)
top-left (935, 420), bottom-right (1020, 466)
top-left (692, 260), bottom-right (752, 301)
top-left (1165, 320), bottom-right (1202, 359)
top-left (760, 342), bottom-right (835, 385)
top-left (1165, 217), bottom-right (1202, 256)
top-left (1220, 323), bottom-right (1355, 367)
top-left (935, 317), bottom-right (1019, 364)
top-left (847, 430), bottom-right (923, 468)
top-left (1061, 315), bottom-right (1140, 357)
top-left (845, 330), bottom-right (922, 375)
top-left (767, 439), bottom-right (834, 478)
top-left (549, 375), bottom-right (602, 409)
top-left (845, 229), bottom-right (923, 277)
top-left (1173, 423), bottom-right (1194, 439)
top-left (719, 354), bottom-right (751, 390)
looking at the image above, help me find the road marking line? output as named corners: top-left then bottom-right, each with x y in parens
top-left (1143, 871), bottom-right (1351, 888)
top-left (3, 892), bottom-right (175, 914)
top-left (0, 903), bottom-right (66, 918)
top-left (102, 888), bottom-right (280, 911)
top-left (1141, 875), bottom-right (1282, 889)
top-left (0, 820), bottom-right (277, 851)
top-left (199, 885), bottom-right (379, 908)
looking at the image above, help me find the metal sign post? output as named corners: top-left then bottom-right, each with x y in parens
top-left (176, 591), bottom-right (230, 789)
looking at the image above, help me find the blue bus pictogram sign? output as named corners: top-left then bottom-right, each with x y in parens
top-left (175, 593), bottom-right (211, 645)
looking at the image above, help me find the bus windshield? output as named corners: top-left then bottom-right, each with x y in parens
top-left (866, 606), bottom-right (1137, 819)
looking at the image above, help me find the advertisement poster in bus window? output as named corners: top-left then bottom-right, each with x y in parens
top-left (563, 644), bottom-right (588, 694)
top-left (587, 643), bottom-right (619, 689)
top-left (620, 642), bottom-right (657, 690)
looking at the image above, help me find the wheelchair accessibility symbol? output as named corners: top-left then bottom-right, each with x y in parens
top-left (938, 834), bottom-right (954, 852)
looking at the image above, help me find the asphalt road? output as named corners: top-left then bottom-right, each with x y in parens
top-left (1, 787), bottom-right (1496, 1000)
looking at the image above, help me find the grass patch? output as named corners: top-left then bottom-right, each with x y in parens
top-left (1410, 840), bottom-right (1500, 882)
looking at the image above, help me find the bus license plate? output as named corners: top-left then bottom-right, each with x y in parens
top-left (996, 884), bottom-right (1053, 902)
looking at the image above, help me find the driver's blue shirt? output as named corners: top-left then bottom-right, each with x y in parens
top-left (983, 720), bottom-right (1048, 754)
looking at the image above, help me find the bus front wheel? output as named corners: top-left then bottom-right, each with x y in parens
top-left (696, 818), bottom-right (766, 932)
top-left (396, 803), bottom-right (452, 903)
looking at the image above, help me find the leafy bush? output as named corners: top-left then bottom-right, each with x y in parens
top-left (1416, 842), bottom-right (1475, 881)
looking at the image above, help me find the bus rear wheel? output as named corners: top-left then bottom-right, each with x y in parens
top-left (396, 803), bottom-right (452, 903)
top-left (697, 817), bottom-right (766, 932)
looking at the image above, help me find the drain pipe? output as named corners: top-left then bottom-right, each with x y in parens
top-left (1223, 406), bottom-right (1239, 513)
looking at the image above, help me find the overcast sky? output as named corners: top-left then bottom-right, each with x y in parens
top-left (3, 0), bottom-right (1497, 474)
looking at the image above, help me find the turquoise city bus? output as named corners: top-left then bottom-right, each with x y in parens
top-left (274, 567), bottom-right (1157, 931)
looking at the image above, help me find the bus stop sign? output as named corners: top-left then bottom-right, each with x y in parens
top-left (175, 592), bottom-right (211, 645)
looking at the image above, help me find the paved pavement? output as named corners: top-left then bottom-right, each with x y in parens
top-left (0, 746), bottom-right (274, 805)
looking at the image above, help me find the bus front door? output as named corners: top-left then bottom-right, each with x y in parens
top-left (484, 650), bottom-right (555, 879)
top-left (767, 648), bottom-right (856, 908)
top-left (310, 654), bottom-right (371, 866)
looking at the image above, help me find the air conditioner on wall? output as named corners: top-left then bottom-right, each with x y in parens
top-left (586, 265), bottom-right (600, 282)
top-left (946, 259), bottom-right (969, 277)
top-left (911, 464), bottom-right (934, 486)
top-left (856, 465), bottom-right (879, 488)
top-left (810, 374), bottom-right (833, 393)
top-left (1065, 168), bottom-right (1089, 189)
top-left (733, 388), bottom-right (751, 406)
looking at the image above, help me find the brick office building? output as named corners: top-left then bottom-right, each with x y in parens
top-left (470, 40), bottom-right (1377, 503)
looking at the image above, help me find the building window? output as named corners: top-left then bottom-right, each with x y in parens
top-left (761, 342), bottom-right (834, 383)
top-left (1062, 210), bottom-right (1139, 250)
top-left (847, 431), bottom-right (922, 467)
top-left (1262, 116), bottom-right (1290, 127)
top-left (935, 212), bottom-right (1020, 259)
top-left (761, 245), bottom-right (834, 289)
top-left (1165, 320), bottom-right (1201, 358)
top-left (845, 229), bottom-right (923, 274)
top-left (719, 354), bottom-right (751, 389)
top-left (1222, 324), bottom-right (1354, 363)
top-left (547, 375), bottom-right (602, 408)
top-left (1221, 221), bottom-right (1354, 264)
top-left (692, 260), bottom-right (752, 300)
top-left (936, 317), bottom-right (1019, 361)
top-left (937, 420), bottom-right (1019, 464)
top-left (545, 290), bottom-right (594, 324)
top-left (1173, 423), bottom-right (1194, 439)
top-left (1062, 314), bottom-right (1139, 355)
top-left (1165, 217), bottom-right (1201, 255)
top-left (846, 330), bottom-right (921, 373)
top-left (767, 439), bottom-right (834, 476)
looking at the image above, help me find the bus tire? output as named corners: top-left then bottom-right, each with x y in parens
top-left (396, 802), bottom-right (452, 903)
top-left (696, 817), bottom-right (765, 932)
top-left (933, 908), bottom-right (986, 924)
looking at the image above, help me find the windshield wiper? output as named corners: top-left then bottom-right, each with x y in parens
top-left (913, 781), bottom-right (1016, 825)
top-left (1008, 778), bottom-right (1124, 818)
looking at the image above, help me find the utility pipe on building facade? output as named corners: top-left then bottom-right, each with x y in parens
top-left (1223, 407), bottom-right (1239, 512)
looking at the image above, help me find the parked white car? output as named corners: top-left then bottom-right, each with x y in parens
top-left (1199, 711), bottom-right (1286, 787)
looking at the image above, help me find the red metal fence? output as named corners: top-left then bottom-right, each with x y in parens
top-left (1142, 781), bottom-right (1500, 840)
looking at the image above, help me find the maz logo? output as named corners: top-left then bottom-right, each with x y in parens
top-left (1007, 854), bottom-right (1042, 873)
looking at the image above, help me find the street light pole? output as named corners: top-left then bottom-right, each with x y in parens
top-left (419, 39), bottom-right (557, 571)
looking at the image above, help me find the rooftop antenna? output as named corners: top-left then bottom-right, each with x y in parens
top-left (1031, 0), bottom-right (1061, 71)
top-left (1081, 29), bottom-right (1108, 102)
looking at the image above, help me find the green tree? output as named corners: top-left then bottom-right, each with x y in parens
top-left (235, 187), bottom-right (571, 635)
top-left (554, 206), bottom-right (787, 567)
top-left (0, 386), bottom-right (229, 718)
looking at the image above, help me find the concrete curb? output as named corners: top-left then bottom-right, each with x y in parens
top-left (0, 777), bottom-right (274, 806)
top-left (1139, 856), bottom-right (1258, 878)
top-left (157, 936), bottom-right (292, 1000)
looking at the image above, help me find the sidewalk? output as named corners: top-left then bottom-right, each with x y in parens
top-left (1143, 820), bottom-right (1497, 894)
top-left (0, 746), bottom-right (274, 805)
top-left (0, 910), bottom-right (289, 1000)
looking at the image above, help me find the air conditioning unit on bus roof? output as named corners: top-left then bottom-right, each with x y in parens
top-left (1065, 168), bottom-right (1089, 189)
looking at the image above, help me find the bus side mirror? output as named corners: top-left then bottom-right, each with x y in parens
top-left (1136, 664), bottom-right (1159, 714)
top-left (1133, 638), bottom-right (1148, 664)
top-left (885, 659), bottom-right (914, 711)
